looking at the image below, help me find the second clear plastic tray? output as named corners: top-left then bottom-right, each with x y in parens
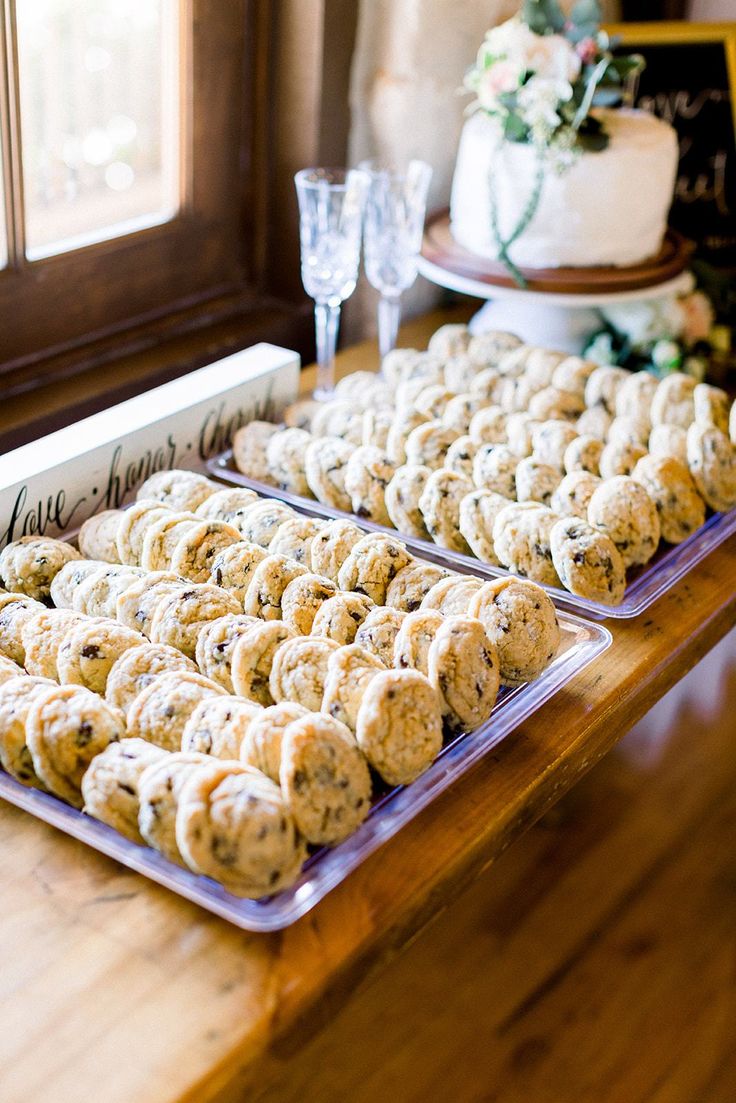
top-left (209, 450), bottom-right (736, 620)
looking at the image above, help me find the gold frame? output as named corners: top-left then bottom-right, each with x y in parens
top-left (605, 20), bottom-right (736, 136)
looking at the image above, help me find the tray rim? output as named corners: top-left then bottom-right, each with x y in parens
top-left (208, 450), bottom-right (736, 621)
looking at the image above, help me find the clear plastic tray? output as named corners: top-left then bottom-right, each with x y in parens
top-left (0, 608), bottom-right (610, 931)
top-left (209, 450), bottom-right (736, 620)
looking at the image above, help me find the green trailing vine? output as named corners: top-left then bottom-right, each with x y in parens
top-left (488, 145), bottom-right (546, 287)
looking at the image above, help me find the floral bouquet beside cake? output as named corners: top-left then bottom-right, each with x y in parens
top-left (450, 0), bottom-right (679, 280)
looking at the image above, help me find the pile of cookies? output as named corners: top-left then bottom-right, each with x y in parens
top-left (231, 323), bottom-right (736, 605)
top-left (0, 467), bottom-right (561, 898)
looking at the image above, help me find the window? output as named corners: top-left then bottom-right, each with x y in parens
top-left (0, 0), bottom-right (291, 403)
top-left (16, 0), bottom-right (180, 260)
top-left (0, 0), bottom-right (358, 437)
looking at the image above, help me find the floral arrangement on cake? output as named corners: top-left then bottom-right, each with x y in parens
top-left (463, 0), bottom-right (643, 159)
top-left (584, 277), bottom-right (716, 380)
top-left (460, 1), bottom-right (647, 285)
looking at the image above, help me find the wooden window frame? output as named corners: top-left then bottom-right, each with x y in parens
top-left (0, 0), bottom-right (359, 428)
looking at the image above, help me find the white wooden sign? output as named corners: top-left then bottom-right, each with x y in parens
top-left (0, 342), bottom-right (300, 548)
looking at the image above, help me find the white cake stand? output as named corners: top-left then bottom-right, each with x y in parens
top-left (418, 211), bottom-right (693, 353)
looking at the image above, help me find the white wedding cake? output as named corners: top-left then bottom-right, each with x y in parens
top-left (450, 4), bottom-right (679, 273)
top-left (450, 108), bottom-right (678, 269)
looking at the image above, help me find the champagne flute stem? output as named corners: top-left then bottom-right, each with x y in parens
top-left (378, 295), bottom-right (402, 361)
top-left (314, 301), bottom-right (341, 400)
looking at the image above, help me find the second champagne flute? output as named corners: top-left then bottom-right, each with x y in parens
top-left (360, 159), bottom-right (432, 361)
top-left (295, 167), bottom-right (368, 400)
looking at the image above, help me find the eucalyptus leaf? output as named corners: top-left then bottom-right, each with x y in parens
top-left (566, 22), bottom-right (598, 43)
top-left (592, 88), bottom-right (623, 106)
top-left (577, 130), bottom-right (609, 152)
top-left (570, 0), bottom-right (602, 28)
top-left (600, 67), bottom-right (623, 85)
top-left (572, 55), bottom-right (611, 130)
top-left (579, 113), bottom-right (605, 133)
top-left (521, 0), bottom-right (565, 34)
top-left (504, 114), bottom-right (529, 142)
top-left (619, 336), bottom-right (633, 364)
top-left (576, 114), bottom-right (609, 150)
top-left (611, 54), bottom-right (646, 76)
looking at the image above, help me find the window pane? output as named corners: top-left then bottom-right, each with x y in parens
top-left (16, 0), bottom-right (180, 260)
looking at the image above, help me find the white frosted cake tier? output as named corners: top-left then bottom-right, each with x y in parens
top-left (450, 109), bottom-right (678, 269)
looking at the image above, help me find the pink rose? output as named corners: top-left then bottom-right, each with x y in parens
top-left (477, 60), bottom-right (522, 107)
top-left (576, 37), bottom-right (598, 66)
top-left (679, 291), bottom-right (714, 344)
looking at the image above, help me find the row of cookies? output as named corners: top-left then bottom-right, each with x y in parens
top-left (0, 480), bottom-right (561, 684)
top-left (119, 476), bottom-right (562, 683)
top-left (0, 556), bottom-right (554, 754)
top-left (342, 321), bottom-right (735, 451)
top-left (1, 513), bottom-right (561, 709)
top-left (235, 324), bottom-right (735, 508)
top-left (1, 524), bottom-right (559, 711)
top-left (230, 329), bottom-right (735, 603)
top-left (230, 421), bottom-right (702, 604)
top-left (0, 566), bottom-right (495, 768)
top-left (0, 520), bottom-right (564, 816)
top-left (100, 468), bottom-right (564, 639)
top-left (0, 596), bottom-right (427, 798)
top-left (4, 449), bottom-right (714, 612)
top-left (232, 392), bottom-right (733, 529)
top-left (0, 474), bottom-right (563, 708)
top-left (68, 469), bottom-right (434, 617)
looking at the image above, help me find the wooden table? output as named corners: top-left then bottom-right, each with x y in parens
top-left (1, 308), bottom-right (734, 1103)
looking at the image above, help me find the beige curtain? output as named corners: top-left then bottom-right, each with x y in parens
top-left (687, 1), bottom-right (733, 16)
top-left (345, 0), bottom-right (622, 343)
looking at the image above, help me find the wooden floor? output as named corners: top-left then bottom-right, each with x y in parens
top-left (250, 631), bottom-right (736, 1103)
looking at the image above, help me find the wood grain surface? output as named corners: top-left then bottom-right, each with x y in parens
top-left (0, 307), bottom-right (734, 1103)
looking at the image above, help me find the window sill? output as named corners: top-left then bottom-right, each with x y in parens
top-left (0, 294), bottom-right (313, 451)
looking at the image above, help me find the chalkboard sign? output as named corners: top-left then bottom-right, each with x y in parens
top-left (609, 21), bottom-right (736, 325)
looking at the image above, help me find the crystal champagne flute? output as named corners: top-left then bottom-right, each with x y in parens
top-left (295, 167), bottom-right (369, 400)
top-left (360, 159), bottom-right (433, 360)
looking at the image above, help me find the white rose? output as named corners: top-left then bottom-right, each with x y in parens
top-left (517, 76), bottom-right (572, 135)
top-left (652, 339), bottom-right (683, 370)
top-left (602, 301), bottom-right (661, 346)
top-left (585, 332), bottom-right (617, 366)
top-left (519, 32), bottom-right (582, 83)
top-left (482, 17), bottom-right (524, 62)
top-left (602, 296), bottom-right (685, 347)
